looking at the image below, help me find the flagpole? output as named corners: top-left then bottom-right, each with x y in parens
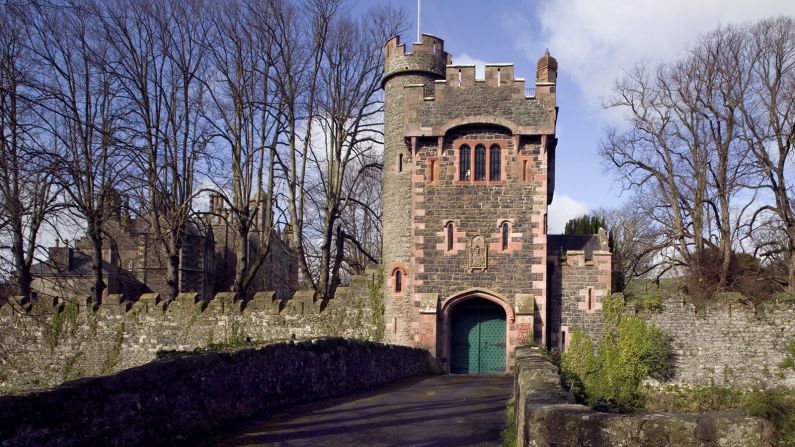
top-left (417, 0), bottom-right (421, 42)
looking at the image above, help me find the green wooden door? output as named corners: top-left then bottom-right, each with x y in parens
top-left (450, 299), bottom-right (506, 374)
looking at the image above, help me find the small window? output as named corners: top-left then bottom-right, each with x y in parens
top-left (447, 223), bottom-right (454, 251)
top-left (561, 331), bottom-right (566, 351)
top-left (522, 160), bottom-right (528, 182)
top-left (126, 259), bottom-right (134, 270)
top-left (497, 68), bottom-right (501, 86)
top-left (458, 69), bottom-right (462, 87)
top-left (489, 144), bottom-right (501, 180)
top-left (432, 42), bottom-right (437, 54)
top-left (429, 159), bottom-right (435, 182)
top-left (398, 153), bottom-right (403, 172)
top-left (474, 145), bottom-right (486, 181)
top-left (459, 145), bottom-right (471, 180)
top-left (395, 270), bottom-right (402, 293)
top-left (501, 222), bottom-right (509, 251)
top-left (587, 289), bottom-right (593, 310)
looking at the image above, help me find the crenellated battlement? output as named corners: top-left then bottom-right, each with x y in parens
top-left (383, 34), bottom-right (451, 86)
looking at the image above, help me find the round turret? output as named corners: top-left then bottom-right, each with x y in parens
top-left (382, 34), bottom-right (451, 87)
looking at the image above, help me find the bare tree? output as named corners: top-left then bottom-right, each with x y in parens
top-left (739, 17), bottom-right (795, 291)
top-left (602, 24), bottom-right (759, 293)
top-left (0, 3), bottom-right (59, 300)
top-left (203, 0), bottom-right (281, 296)
top-left (100, 0), bottom-right (210, 300)
top-left (267, 0), bottom-right (337, 294)
top-left (29, 0), bottom-right (127, 304)
top-left (601, 63), bottom-right (699, 278)
top-left (306, 4), bottom-right (403, 299)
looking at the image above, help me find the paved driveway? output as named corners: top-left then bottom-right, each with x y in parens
top-left (200, 374), bottom-right (513, 447)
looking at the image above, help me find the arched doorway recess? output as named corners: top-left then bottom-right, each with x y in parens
top-left (449, 298), bottom-right (506, 374)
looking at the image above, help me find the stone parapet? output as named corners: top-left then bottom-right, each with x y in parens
top-left (512, 346), bottom-right (773, 447)
top-left (0, 268), bottom-right (383, 394)
top-left (0, 339), bottom-right (432, 447)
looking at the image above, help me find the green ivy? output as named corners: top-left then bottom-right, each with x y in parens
top-left (561, 296), bottom-right (674, 408)
top-left (368, 268), bottom-right (386, 342)
top-left (101, 322), bottom-right (125, 374)
top-left (61, 351), bottom-right (84, 382)
top-left (43, 310), bottom-right (66, 352)
top-left (778, 340), bottom-right (795, 371)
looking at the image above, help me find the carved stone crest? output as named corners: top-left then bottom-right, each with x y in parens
top-left (469, 235), bottom-right (488, 270)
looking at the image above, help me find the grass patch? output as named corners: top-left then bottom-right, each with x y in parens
top-left (500, 395), bottom-right (516, 447)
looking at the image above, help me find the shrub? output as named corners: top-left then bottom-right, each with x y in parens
top-left (561, 296), bottom-right (674, 409)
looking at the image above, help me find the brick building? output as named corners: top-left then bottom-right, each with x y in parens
top-left (381, 34), bottom-right (610, 373)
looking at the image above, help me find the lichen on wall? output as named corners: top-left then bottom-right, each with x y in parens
top-left (0, 265), bottom-right (384, 395)
top-left (646, 294), bottom-right (795, 388)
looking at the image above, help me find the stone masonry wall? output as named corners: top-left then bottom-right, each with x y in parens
top-left (0, 339), bottom-right (432, 447)
top-left (548, 250), bottom-right (610, 350)
top-left (646, 295), bottom-right (795, 388)
top-left (0, 266), bottom-right (384, 394)
top-left (413, 126), bottom-right (547, 345)
top-left (512, 347), bottom-right (773, 447)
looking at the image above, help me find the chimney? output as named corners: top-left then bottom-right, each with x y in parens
top-left (48, 246), bottom-right (73, 272)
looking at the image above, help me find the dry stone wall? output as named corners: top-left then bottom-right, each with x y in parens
top-left (0, 267), bottom-right (384, 394)
top-left (0, 338), bottom-right (432, 447)
top-left (645, 295), bottom-right (795, 388)
top-left (512, 347), bottom-right (774, 447)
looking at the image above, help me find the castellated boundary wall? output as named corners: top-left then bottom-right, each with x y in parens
top-left (645, 295), bottom-right (795, 388)
top-left (0, 266), bottom-right (384, 394)
top-left (0, 339), bottom-right (432, 447)
top-left (512, 347), bottom-right (773, 447)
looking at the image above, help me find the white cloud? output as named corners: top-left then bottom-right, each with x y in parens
top-left (547, 194), bottom-right (589, 234)
top-left (454, 53), bottom-right (488, 79)
top-left (519, 0), bottom-right (795, 113)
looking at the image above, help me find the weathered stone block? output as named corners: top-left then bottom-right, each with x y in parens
top-left (515, 294), bottom-right (534, 315)
top-left (248, 291), bottom-right (279, 315)
top-left (419, 293), bottom-right (438, 314)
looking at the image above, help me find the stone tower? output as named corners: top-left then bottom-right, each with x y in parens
top-left (381, 33), bottom-right (561, 373)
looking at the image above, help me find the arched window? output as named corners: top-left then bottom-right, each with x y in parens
top-left (395, 270), bottom-right (402, 293)
top-left (490, 144), bottom-right (501, 180)
top-left (447, 222), bottom-right (454, 251)
top-left (501, 222), bottom-right (509, 251)
top-left (459, 145), bottom-right (471, 180)
top-left (398, 153), bottom-right (403, 172)
top-left (474, 144), bottom-right (486, 180)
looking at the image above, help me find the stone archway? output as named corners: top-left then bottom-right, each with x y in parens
top-left (439, 289), bottom-right (515, 374)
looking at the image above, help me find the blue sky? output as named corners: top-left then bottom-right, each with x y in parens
top-left (361, 0), bottom-right (795, 232)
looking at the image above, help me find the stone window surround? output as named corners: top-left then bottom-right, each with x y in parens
top-left (578, 287), bottom-right (604, 313)
top-left (489, 218), bottom-right (522, 253)
top-left (436, 219), bottom-right (466, 255)
top-left (389, 262), bottom-right (409, 296)
top-left (425, 156), bottom-right (440, 184)
top-left (453, 138), bottom-right (509, 185)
